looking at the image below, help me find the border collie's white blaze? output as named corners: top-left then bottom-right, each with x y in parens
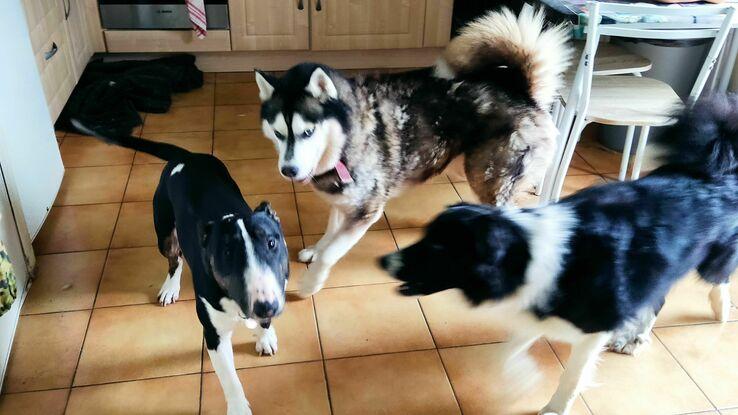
top-left (504, 205), bottom-right (576, 310)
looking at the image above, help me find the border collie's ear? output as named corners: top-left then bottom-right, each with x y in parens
top-left (254, 70), bottom-right (275, 102)
top-left (306, 68), bottom-right (338, 101)
top-left (200, 221), bottom-right (214, 247)
top-left (255, 201), bottom-right (280, 223)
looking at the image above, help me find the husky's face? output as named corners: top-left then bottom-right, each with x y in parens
top-left (255, 64), bottom-right (349, 182)
top-left (201, 202), bottom-right (289, 324)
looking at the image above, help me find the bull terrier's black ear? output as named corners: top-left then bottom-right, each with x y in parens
top-left (254, 69), bottom-right (275, 102)
top-left (255, 201), bottom-right (280, 223)
top-left (199, 221), bottom-right (214, 247)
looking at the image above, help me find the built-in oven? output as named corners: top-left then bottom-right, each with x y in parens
top-left (98, 0), bottom-right (229, 30)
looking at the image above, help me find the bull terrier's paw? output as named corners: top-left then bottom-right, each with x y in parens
top-left (298, 267), bottom-right (328, 298)
top-left (255, 326), bottom-right (278, 356)
top-left (157, 276), bottom-right (180, 306)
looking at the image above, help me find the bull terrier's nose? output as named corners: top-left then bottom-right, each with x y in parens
top-left (253, 299), bottom-right (281, 318)
top-left (281, 166), bottom-right (298, 178)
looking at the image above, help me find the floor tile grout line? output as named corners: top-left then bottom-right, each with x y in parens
top-left (652, 331), bottom-right (720, 413)
top-left (60, 166), bottom-right (131, 412)
top-left (290, 185), bottom-right (334, 414)
top-left (60, 239), bottom-right (114, 413)
top-left (20, 278), bottom-right (424, 317)
top-left (323, 346), bottom-right (439, 363)
top-left (7, 346), bottom-right (475, 397)
top-left (433, 348), bottom-right (465, 415)
top-left (311, 296), bottom-right (334, 415)
top-left (36, 371), bottom-right (205, 395)
top-left (4, 358), bottom-right (334, 397)
top-left (409, 272), bottom-right (465, 415)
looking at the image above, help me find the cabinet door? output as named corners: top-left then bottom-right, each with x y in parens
top-left (65, 0), bottom-right (93, 80)
top-left (310, 0), bottom-right (426, 51)
top-left (229, 0), bottom-right (309, 51)
top-left (22, 0), bottom-right (77, 121)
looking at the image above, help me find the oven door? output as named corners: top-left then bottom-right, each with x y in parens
top-left (98, 0), bottom-right (229, 30)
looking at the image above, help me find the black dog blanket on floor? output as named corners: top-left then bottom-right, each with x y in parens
top-left (56, 54), bottom-right (203, 136)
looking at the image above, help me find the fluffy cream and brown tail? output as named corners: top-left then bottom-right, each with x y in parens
top-left (435, 7), bottom-right (573, 108)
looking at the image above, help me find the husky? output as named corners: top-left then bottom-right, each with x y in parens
top-left (255, 7), bottom-right (572, 297)
top-left (379, 96), bottom-right (738, 415)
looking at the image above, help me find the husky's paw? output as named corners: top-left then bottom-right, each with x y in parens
top-left (298, 267), bottom-right (328, 298)
top-left (298, 246), bottom-right (316, 263)
top-left (157, 276), bottom-right (180, 306)
top-left (606, 331), bottom-right (651, 356)
top-left (255, 326), bottom-right (278, 356)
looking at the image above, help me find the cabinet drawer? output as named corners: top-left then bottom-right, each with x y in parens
top-left (104, 30), bottom-right (232, 53)
top-left (310, 0), bottom-right (426, 51)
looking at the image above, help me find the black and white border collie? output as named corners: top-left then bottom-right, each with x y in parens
top-left (73, 121), bottom-right (289, 415)
top-left (380, 95), bottom-right (738, 415)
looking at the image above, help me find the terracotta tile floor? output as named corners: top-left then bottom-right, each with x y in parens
top-left (3, 72), bottom-right (737, 415)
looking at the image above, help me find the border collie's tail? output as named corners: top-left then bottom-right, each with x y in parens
top-left (657, 94), bottom-right (738, 176)
top-left (71, 119), bottom-right (190, 162)
top-left (435, 7), bottom-right (572, 109)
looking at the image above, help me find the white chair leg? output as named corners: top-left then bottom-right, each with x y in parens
top-left (618, 126), bottom-right (636, 181)
top-left (556, 102), bottom-right (566, 128)
top-left (540, 98), bottom-right (578, 205)
top-left (551, 117), bottom-right (589, 202)
top-left (551, 99), bottom-right (562, 123)
top-left (630, 126), bottom-right (651, 180)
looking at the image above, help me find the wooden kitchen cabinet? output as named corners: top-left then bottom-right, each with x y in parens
top-left (310, 0), bottom-right (427, 50)
top-left (65, 0), bottom-right (94, 79)
top-left (22, 0), bottom-right (77, 121)
top-left (229, 0), bottom-right (309, 51)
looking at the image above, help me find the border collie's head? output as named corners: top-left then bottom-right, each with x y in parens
top-left (255, 63), bottom-right (351, 183)
top-left (380, 204), bottom-right (530, 304)
top-left (201, 202), bottom-right (289, 324)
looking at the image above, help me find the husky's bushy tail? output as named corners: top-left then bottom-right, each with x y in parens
top-left (657, 94), bottom-right (738, 176)
top-left (435, 6), bottom-right (572, 108)
top-left (71, 119), bottom-right (190, 161)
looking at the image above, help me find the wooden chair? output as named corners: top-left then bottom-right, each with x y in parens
top-left (540, 1), bottom-right (735, 203)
